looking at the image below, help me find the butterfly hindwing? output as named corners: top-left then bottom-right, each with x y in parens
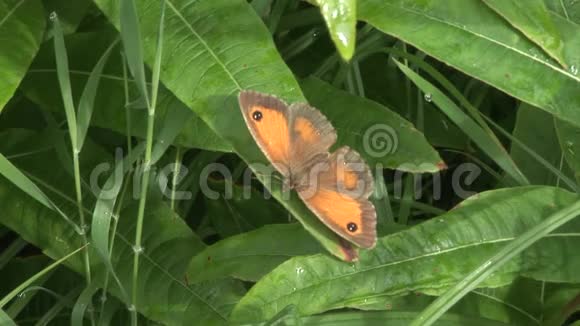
top-left (298, 147), bottom-right (377, 248)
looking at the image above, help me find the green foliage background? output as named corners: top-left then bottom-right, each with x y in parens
top-left (0, 0), bottom-right (579, 325)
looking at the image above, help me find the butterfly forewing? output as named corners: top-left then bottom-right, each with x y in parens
top-left (238, 91), bottom-right (292, 177)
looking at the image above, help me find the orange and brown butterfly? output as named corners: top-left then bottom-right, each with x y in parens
top-left (238, 90), bottom-right (377, 249)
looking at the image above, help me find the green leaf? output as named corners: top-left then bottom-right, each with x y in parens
top-left (51, 14), bottom-right (79, 150)
top-left (545, 0), bottom-right (580, 24)
top-left (482, 0), bottom-right (567, 68)
top-left (358, 0), bottom-right (580, 128)
top-left (0, 131), bottom-right (244, 325)
top-left (0, 309), bottom-right (16, 326)
top-left (310, 0), bottom-right (357, 61)
top-left (349, 279), bottom-right (543, 325)
top-left (0, 0), bottom-right (44, 112)
top-left (0, 152), bottom-right (79, 232)
top-left (412, 198), bottom-right (580, 326)
top-left (394, 60), bottom-right (529, 185)
top-left (187, 224), bottom-right (323, 283)
top-left (0, 245), bottom-right (86, 308)
top-left (22, 31), bottom-right (230, 152)
top-left (542, 283), bottom-right (580, 325)
top-left (301, 77), bottom-right (444, 173)
top-left (268, 311), bottom-right (511, 325)
top-left (230, 186), bottom-right (580, 323)
top-left (70, 284), bottom-right (99, 326)
top-left (76, 39), bottom-right (119, 150)
top-left (120, 0), bottom-right (149, 107)
top-left (556, 118), bottom-right (580, 184)
top-left (510, 103), bottom-right (574, 186)
top-left (92, 0), bottom-right (359, 260)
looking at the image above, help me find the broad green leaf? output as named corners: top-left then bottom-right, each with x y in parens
top-left (349, 279), bottom-right (543, 325)
top-left (188, 224), bottom-right (323, 283)
top-left (92, 0), bottom-right (358, 260)
top-left (0, 152), bottom-right (79, 232)
top-left (22, 31), bottom-right (230, 152)
top-left (394, 61), bottom-right (529, 185)
top-left (231, 187), bottom-right (580, 323)
top-left (0, 152), bottom-right (54, 214)
top-left (301, 77), bottom-right (444, 172)
top-left (309, 0), bottom-right (357, 61)
top-left (545, 0), bottom-right (580, 23)
top-left (0, 0), bottom-right (44, 112)
top-left (0, 131), bottom-right (244, 325)
top-left (482, 0), bottom-right (567, 68)
top-left (266, 311), bottom-right (510, 325)
top-left (510, 104), bottom-right (574, 186)
top-left (412, 198), bottom-right (580, 326)
top-left (556, 118), bottom-right (580, 184)
top-left (358, 0), bottom-right (580, 128)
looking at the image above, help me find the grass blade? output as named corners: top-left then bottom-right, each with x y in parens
top-left (120, 0), bottom-right (150, 108)
top-left (71, 284), bottom-right (99, 326)
top-left (0, 153), bottom-right (80, 232)
top-left (50, 13), bottom-right (78, 151)
top-left (77, 39), bottom-right (119, 150)
top-left (394, 60), bottom-right (530, 186)
top-left (0, 309), bottom-right (16, 326)
top-left (0, 244), bottom-right (87, 309)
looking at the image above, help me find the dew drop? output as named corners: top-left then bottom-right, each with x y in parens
top-left (424, 93), bottom-right (433, 102)
top-left (127, 304), bottom-right (136, 312)
top-left (132, 245), bottom-right (144, 254)
top-left (295, 267), bottom-right (304, 275)
top-left (570, 65), bottom-right (578, 75)
top-left (49, 12), bottom-right (58, 21)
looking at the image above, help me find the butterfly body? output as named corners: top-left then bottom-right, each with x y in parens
top-left (238, 91), bottom-right (377, 249)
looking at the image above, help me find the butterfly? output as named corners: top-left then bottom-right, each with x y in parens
top-left (238, 91), bottom-right (377, 249)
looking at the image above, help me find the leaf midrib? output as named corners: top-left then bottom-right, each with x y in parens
top-left (250, 232), bottom-right (580, 311)
top-left (165, 0), bottom-right (242, 90)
